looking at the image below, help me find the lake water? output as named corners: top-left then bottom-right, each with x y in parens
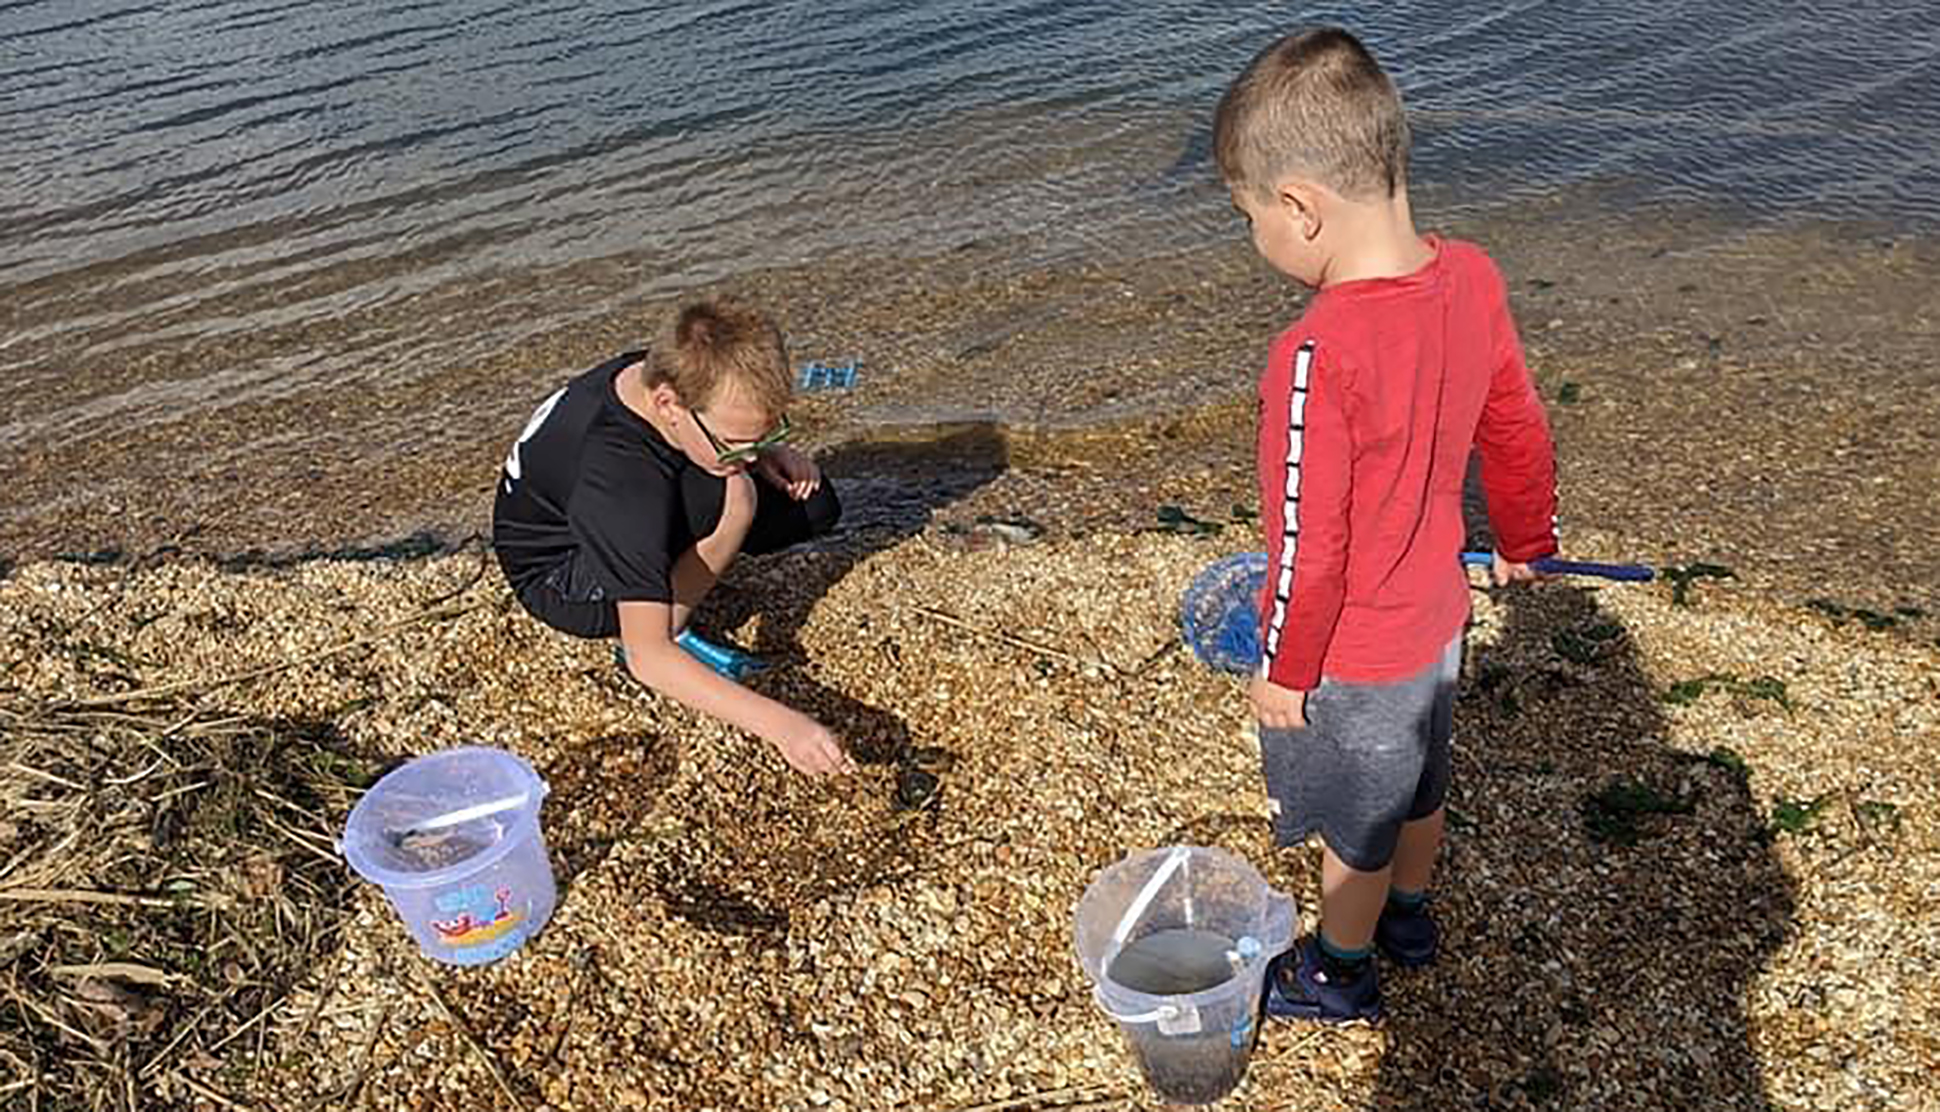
top-left (3, 0), bottom-right (1937, 453)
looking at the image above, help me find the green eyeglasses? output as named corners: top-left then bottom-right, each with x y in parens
top-left (690, 409), bottom-right (791, 465)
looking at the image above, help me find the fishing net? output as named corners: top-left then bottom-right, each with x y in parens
top-left (1179, 551), bottom-right (1267, 674)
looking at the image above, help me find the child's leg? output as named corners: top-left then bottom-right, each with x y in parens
top-left (1389, 806), bottom-right (1445, 895)
top-left (1260, 635), bottom-right (1461, 1019)
top-left (1320, 847), bottom-right (1393, 951)
top-left (673, 467), bottom-right (841, 632)
top-left (1388, 635), bottom-right (1459, 898)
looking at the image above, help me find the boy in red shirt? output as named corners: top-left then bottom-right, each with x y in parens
top-left (1213, 28), bottom-right (1560, 1021)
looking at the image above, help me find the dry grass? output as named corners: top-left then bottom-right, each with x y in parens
top-left (0, 523), bottom-right (1934, 1111)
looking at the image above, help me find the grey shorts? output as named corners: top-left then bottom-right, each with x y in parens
top-left (1258, 633), bottom-right (1462, 872)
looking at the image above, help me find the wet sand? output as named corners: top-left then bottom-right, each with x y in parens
top-left (1, 207), bottom-right (1935, 640)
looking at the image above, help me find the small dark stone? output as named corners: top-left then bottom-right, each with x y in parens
top-left (894, 768), bottom-right (940, 811)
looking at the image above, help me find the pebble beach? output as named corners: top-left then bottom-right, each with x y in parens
top-left (4, 210), bottom-right (1939, 1111)
top-left (4, 1), bottom-right (1938, 1107)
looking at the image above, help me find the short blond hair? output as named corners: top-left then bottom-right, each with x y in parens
top-left (1213, 28), bottom-right (1410, 202)
top-left (645, 300), bottom-right (791, 417)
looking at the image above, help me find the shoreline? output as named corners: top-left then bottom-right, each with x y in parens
top-left (1, 208), bottom-right (1935, 641)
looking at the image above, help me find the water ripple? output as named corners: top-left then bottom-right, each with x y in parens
top-left (1, 0), bottom-right (1936, 448)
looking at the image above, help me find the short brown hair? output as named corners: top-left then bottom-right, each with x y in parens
top-left (1213, 28), bottom-right (1410, 201)
top-left (645, 300), bottom-right (791, 417)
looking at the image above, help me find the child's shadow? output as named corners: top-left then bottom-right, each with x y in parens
top-left (701, 423), bottom-right (1010, 767)
top-left (1368, 583), bottom-right (1797, 1109)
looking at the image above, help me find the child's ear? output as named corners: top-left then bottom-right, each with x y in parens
top-left (1275, 179), bottom-right (1324, 239)
top-left (645, 380), bottom-right (683, 413)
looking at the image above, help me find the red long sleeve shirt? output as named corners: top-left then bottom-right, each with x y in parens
top-left (1256, 237), bottom-right (1558, 691)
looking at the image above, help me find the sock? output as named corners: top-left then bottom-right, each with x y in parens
top-left (1316, 933), bottom-right (1374, 983)
top-left (1387, 887), bottom-right (1428, 914)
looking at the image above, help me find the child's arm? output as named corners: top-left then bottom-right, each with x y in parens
top-left (617, 601), bottom-right (853, 775)
top-left (667, 470), bottom-right (761, 634)
top-left (1475, 279), bottom-right (1560, 563)
top-left (1256, 337), bottom-right (1354, 698)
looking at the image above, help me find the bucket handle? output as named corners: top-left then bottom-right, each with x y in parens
top-left (1101, 1003), bottom-right (1178, 1024)
top-left (1112, 847), bottom-right (1191, 947)
top-left (387, 793), bottom-right (530, 847)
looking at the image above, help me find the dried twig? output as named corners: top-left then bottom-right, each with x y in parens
top-left (333, 1003), bottom-right (393, 1109)
top-left (948, 1084), bottom-right (1125, 1112)
top-left (138, 971), bottom-right (266, 1080)
top-left (0, 887), bottom-right (228, 911)
top-left (1134, 636), bottom-right (1181, 675)
top-left (417, 538), bottom-right (492, 609)
top-left (913, 606), bottom-right (1103, 670)
top-left (8, 762), bottom-right (86, 791)
top-left (47, 963), bottom-right (180, 987)
top-left (172, 1070), bottom-right (259, 1112)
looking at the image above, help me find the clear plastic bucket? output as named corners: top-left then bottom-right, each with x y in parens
top-left (1074, 846), bottom-right (1295, 1105)
top-left (341, 747), bottom-right (555, 966)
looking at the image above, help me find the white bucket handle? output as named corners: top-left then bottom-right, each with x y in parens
top-left (411, 793), bottom-right (529, 833)
top-left (1112, 846), bottom-right (1190, 947)
top-left (1101, 1003), bottom-right (1177, 1024)
top-left (387, 793), bottom-right (531, 846)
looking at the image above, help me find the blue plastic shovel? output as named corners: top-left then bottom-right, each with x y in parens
top-left (675, 629), bottom-right (770, 680)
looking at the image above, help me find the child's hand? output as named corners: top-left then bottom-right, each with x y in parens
top-left (754, 445), bottom-right (821, 501)
top-left (717, 470), bottom-right (759, 535)
top-left (1492, 551), bottom-right (1541, 586)
top-left (772, 715), bottom-right (855, 776)
top-left (1250, 676), bottom-right (1308, 730)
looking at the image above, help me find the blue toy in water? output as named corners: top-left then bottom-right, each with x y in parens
top-left (1181, 551), bottom-right (1655, 673)
top-left (797, 358), bottom-right (859, 393)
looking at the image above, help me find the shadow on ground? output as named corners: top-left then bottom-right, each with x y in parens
top-left (1360, 583), bottom-right (1798, 1110)
top-left (704, 422), bottom-right (1010, 769)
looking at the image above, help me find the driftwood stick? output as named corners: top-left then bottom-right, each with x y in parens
top-left (912, 606), bottom-right (1098, 669)
top-left (47, 963), bottom-right (179, 987)
top-left (0, 887), bottom-right (229, 911)
top-left (948, 1084), bottom-right (1125, 1112)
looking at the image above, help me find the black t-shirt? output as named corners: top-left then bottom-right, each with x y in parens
top-left (492, 352), bottom-right (693, 605)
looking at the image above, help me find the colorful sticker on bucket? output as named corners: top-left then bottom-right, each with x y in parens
top-left (432, 885), bottom-right (527, 960)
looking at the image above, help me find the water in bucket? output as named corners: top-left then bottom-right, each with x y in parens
top-left (341, 747), bottom-right (555, 965)
top-left (1074, 846), bottom-right (1295, 1105)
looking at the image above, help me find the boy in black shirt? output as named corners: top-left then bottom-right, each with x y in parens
top-left (493, 301), bottom-right (852, 776)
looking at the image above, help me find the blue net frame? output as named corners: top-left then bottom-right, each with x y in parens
top-left (1179, 551), bottom-right (1267, 674)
